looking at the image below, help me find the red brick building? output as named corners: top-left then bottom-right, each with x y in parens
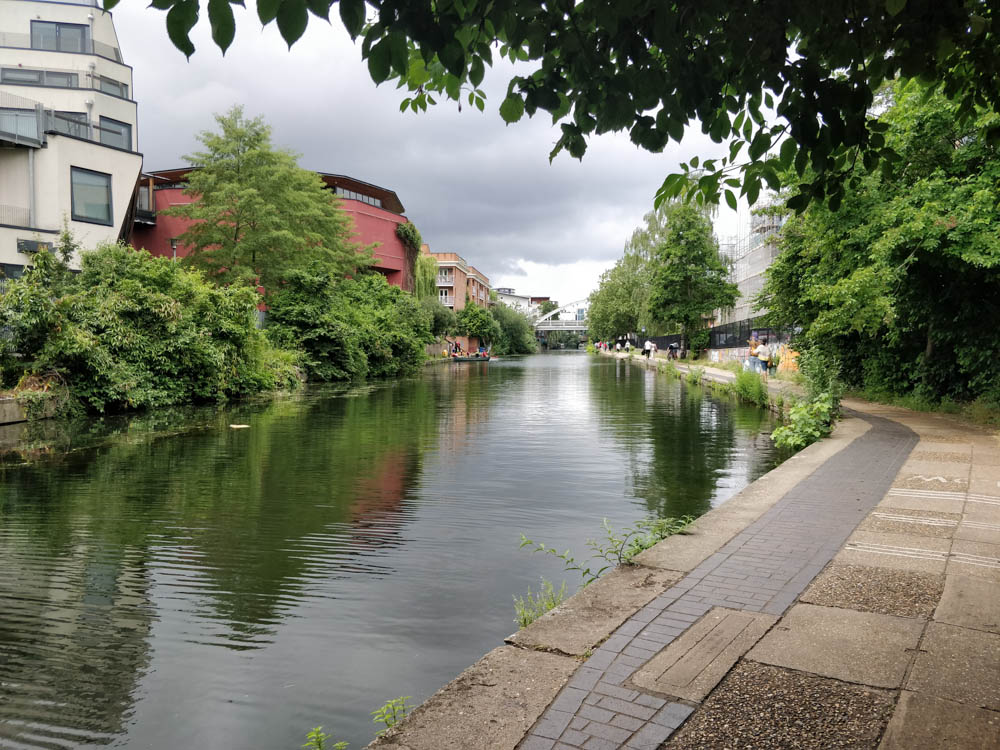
top-left (131, 168), bottom-right (416, 290)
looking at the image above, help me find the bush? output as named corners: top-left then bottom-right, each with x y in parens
top-left (266, 267), bottom-right (433, 381)
top-left (772, 392), bottom-right (838, 450)
top-left (490, 304), bottom-right (537, 355)
top-left (0, 245), bottom-right (299, 413)
top-left (685, 366), bottom-right (703, 385)
top-left (732, 369), bottom-right (769, 408)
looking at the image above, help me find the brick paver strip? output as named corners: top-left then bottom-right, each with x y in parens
top-left (518, 413), bottom-right (918, 748)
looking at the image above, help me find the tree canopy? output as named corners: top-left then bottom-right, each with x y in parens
top-left (646, 204), bottom-right (738, 347)
top-left (164, 106), bottom-right (366, 290)
top-left (128, 1), bottom-right (1000, 211)
top-left (760, 80), bottom-right (1000, 403)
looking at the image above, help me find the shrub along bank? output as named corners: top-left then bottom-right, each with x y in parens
top-left (0, 245), bottom-right (437, 416)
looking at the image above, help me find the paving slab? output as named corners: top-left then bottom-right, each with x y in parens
top-left (663, 662), bottom-right (894, 750)
top-left (898, 459), bottom-right (971, 480)
top-left (367, 646), bottom-right (577, 750)
top-left (906, 622), bottom-right (1000, 709)
top-left (878, 491), bottom-right (965, 513)
top-left (947, 539), bottom-right (1000, 582)
top-left (507, 567), bottom-right (681, 657)
top-left (630, 607), bottom-right (777, 702)
top-left (909, 449), bottom-right (972, 463)
top-left (956, 516), bottom-right (1000, 543)
top-left (893, 475), bottom-right (968, 491)
top-left (859, 507), bottom-right (960, 538)
top-left (747, 603), bottom-right (924, 688)
top-left (879, 691), bottom-right (1000, 750)
top-left (836, 530), bottom-right (949, 574)
top-left (800, 563), bottom-right (944, 618)
top-left (936, 573), bottom-right (1000, 637)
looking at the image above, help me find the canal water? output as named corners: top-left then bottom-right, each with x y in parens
top-left (0, 353), bottom-right (782, 749)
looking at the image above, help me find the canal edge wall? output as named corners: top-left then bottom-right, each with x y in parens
top-left (365, 360), bottom-right (874, 749)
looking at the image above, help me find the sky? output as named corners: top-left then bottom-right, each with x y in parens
top-left (114, 4), bottom-right (749, 306)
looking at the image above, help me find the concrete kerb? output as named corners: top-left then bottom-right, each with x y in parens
top-left (368, 354), bottom-right (998, 749)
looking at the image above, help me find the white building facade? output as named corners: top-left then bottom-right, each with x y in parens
top-left (0, 0), bottom-right (141, 279)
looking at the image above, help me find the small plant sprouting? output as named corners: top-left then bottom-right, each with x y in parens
top-left (303, 727), bottom-right (348, 750)
top-left (519, 516), bottom-right (693, 587)
top-left (513, 578), bottom-right (568, 628)
top-left (685, 366), bottom-right (704, 386)
top-left (372, 696), bottom-right (412, 736)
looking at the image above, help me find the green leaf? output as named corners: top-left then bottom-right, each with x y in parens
top-left (388, 30), bottom-right (408, 76)
top-left (724, 189), bottom-right (738, 211)
top-left (306, 0), bottom-right (330, 20)
top-left (257, 0), bottom-right (281, 24)
top-left (339, 0), bottom-right (366, 37)
top-left (166, 0), bottom-right (198, 58)
top-left (102, 0), bottom-right (122, 9)
top-left (469, 56), bottom-right (485, 87)
top-left (499, 94), bottom-right (525, 123)
top-left (885, 0), bottom-right (906, 17)
top-left (276, 0), bottom-right (308, 46)
top-left (779, 138), bottom-right (797, 169)
top-left (367, 38), bottom-right (391, 83)
top-left (689, 155), bottom-right (699, 168)
top-left (207, 0), bottom-right (235, 54)
top-left (748, 131), bottom-right (771, 160)
top-left (148, 0), bottom-right (175, 8)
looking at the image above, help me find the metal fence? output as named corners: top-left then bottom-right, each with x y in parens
top-left (708, 316), bottom-right (798, 350)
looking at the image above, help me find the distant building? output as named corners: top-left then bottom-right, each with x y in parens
top-left (421, 246), bottom-right (490, 311)
top-left (494, 287), bottom-right (533, 315)
top-left (718, 204), bottom-right (785, 324)
top-left (130, 168), bottom-right (416, 291)
top-left (575, 307), bottom-right (587, 321)
top-left (0, 0), bottom-right (142, 279)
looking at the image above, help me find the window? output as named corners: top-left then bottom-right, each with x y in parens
top-left (99, 116), bottom-right (131, 150)
top-left (51, 111), bottom-right (88, 138)
top-left (1, 68), bottom-right (79, 87)
top-left (71, 167), bottom-right (112, 225)
top-left (1, 68), bottom-right (43, 84)
top-left (31, 21), bottom-right (88, 53)
top-left (97, 76), bottom-right (128, 98)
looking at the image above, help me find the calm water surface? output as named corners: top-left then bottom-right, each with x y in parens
top-left (0, 353), bottom-right (782, 749)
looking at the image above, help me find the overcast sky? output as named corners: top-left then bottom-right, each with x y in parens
top-left (115, 4), bottom-right (748, 305)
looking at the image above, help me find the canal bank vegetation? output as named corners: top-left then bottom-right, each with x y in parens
top-left (515, 516), bottom-right (693, 627)
top-left (759, 81), bottom-right (1000, 425)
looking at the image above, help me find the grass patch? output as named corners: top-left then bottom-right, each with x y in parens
top-left (513, 578), bottom-right (568, 628)
top-left (850, 389), bottom-right (1000, 427)
top-left (732, 369), bottom-right (770, 408)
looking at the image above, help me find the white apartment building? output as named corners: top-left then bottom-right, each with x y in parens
top-left (0, 0), bottom-right (141, 280)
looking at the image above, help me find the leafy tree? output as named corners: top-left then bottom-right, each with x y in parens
top-left (760, 81), bottom-right (1000, 403)
top-left (646, 204), bottom-right (738, 350)
top-left (490, 303), bottom-right (537, 355)
top-left (137, 1), bottom-right (1000, 211)
top-left (164, 106), bottom-right (366, 290)
top-left (455, 303), bottom-right (500, 348)
top-left (413, 252), bottom-right (438, 301)
top-left (420, 296), bottom-right (457, 337)
top-left (587, 252), bottom-right (651, 342)
top-left (0, 244), bottom-right (299, 413)
top-left (266, 266), bottom-right (433, 381)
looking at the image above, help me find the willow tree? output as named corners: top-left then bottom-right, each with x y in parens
top-left (166, 106), bottom-right (366, 290)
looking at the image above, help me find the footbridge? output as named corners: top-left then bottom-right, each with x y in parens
top-left (534, 299), bottom-right (588, 332)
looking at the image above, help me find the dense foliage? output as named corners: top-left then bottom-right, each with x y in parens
top-left (164, 107), bottom-right (366, 291)
top-left (760, 82), bottom-right (1000, 404)
top-left (589, 203), bottom-right (733, 348)
top-left (0, 245), bottom-right (299, 413)
top-left (139, 1), bottom-right (1000, 211)
top-left (455, 303), bottom-right (501, 348)
top-left (646, 204), bottom-right (738, 349)
top-left (412, 252), bottom-right (439, 301)
top-left (490, 303), bottom-right (537, 355)
top-left (266, 267), bottom-right (433, 381)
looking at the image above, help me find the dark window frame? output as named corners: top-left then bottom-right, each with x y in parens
top-left (30, 20), bottom-right (89, 54)
top-left (97, 75), bottom-right (128, 99)
top-left (98, 115), bottom-right (131, 150)
top-left (70, 166), bottom-right (113, 227)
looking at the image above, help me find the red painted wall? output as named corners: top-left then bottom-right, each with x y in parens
top-left (131, 190), bottom-right (414, 291)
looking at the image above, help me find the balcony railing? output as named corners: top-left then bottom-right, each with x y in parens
top-left (0, 31), bottom-right (123, 64)
top-left (0, 90), bottom-right (131, 149)
top-left (437, 276), bottom-right (454, 286)
top-left (0, 204), bottom-right (30, 227)
top-left (439, 296), bottom-right (455, 306)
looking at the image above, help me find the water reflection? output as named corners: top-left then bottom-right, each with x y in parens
top-left (0, 354), bottom-right (781, 748)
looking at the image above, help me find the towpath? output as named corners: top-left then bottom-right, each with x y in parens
top-left (371, 358), bottom-right (1000, 750)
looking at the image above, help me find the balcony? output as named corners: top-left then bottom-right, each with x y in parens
top-left (0, 90), bottom-right (131, 149)
top-left (0, 31), bottom-right (122, 64)
top-left (437, 276), bottom-right (454, 286)
top-left (439, 296), bottom-right (455, 307)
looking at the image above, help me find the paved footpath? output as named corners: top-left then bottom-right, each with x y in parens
top-left (372, 360), bottom-right (1000, 750)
